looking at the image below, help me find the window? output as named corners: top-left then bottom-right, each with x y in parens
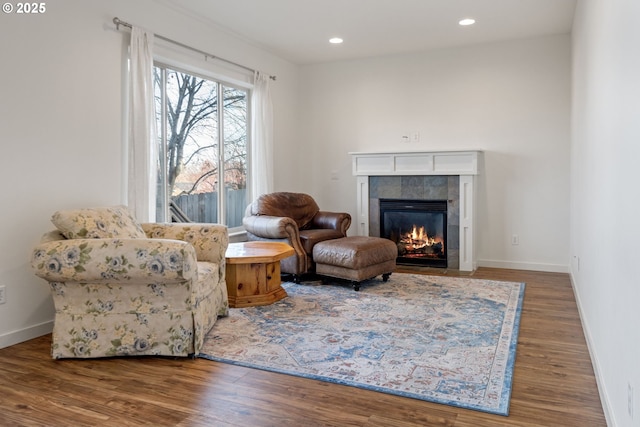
top-left (153, 64), bottom-right (249, 229)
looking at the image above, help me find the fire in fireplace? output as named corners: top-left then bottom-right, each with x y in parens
top-left (379, 198), bottom-right (447, 267)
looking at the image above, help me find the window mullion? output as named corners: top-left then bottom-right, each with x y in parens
top-left (159, 68), bottom-right (169, 222)
top-left (217, 83), bottom-right (225, 224)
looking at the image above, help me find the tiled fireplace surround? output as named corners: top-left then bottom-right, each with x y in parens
top-left (350, 151), bottom-right (481, 272)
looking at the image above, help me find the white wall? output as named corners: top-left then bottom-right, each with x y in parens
top-left (0, 0), bottom-right (299, 347)
top-left (298, 35), bottom-right (571, 272)
top-left (571, 1), bottom-right (640, 426)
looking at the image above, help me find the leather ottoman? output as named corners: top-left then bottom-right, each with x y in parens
top-left (312, 236), bottom-right (397, 291)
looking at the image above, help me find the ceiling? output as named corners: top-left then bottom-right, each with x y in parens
top-left (160, 0), bottom-right (577, 65)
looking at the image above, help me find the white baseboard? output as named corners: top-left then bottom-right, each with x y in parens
top-left (569, 272), bottom-right (614, 427)
top-left (477, 259), bottom-right (569, 273)
top-left (0, 320), bottom-right (53, 349)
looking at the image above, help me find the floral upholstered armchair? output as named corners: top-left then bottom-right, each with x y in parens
top-left (31, 206), bottom-right (229, 359)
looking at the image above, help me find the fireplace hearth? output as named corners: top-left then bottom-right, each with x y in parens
top-left (379, 198), bottom-right (447, 268)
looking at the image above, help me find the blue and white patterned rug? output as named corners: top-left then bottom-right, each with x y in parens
top-left (199, 273), bottom-right (525, 415)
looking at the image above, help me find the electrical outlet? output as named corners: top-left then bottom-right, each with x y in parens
top-left (0, 285), bottom-right (6, 304)
top-left (629, 382), bottom-right (634, 419)
top-left (511, 234), bottom-right (519, 245)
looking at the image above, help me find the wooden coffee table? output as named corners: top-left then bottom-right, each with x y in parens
top-left (225, 241), bottom-right (295, 308)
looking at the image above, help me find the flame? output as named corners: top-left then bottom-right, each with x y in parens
top-left (399, 225), bottom-right (442, 251)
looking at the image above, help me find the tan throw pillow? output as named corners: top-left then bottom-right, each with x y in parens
top-left (51, 206), bottom-right (146, 239)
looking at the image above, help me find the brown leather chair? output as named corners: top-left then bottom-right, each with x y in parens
top-left (243, 192), bottom-right (351, 282)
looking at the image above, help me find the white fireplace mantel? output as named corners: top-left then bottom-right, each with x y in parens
top-left (349, 150), bottom-right (482, 272)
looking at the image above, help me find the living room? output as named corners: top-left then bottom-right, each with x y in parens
top-left (0, 0), bottom-right (638, 425)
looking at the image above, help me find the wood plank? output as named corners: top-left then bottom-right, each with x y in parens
top-left (0, 268), bottom-right (607, 426)
top-left (226, 261), bottom-right (288, 307)
top-left (225, 241), bottom-right (294, 264)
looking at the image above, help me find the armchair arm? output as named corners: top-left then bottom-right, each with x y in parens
top-left (242, 215), bottom-right (301, 241)
top-left (31, 238), bottom-right (198, 284)
top-left (243, 216), bottom-right (307, 274)
top-left (140, 223), bottom-right (228, 264)
top-left (311, 211), bottom-right (351, 236)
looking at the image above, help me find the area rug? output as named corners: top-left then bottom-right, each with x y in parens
top-left (199, 274), bottom-right (525, 416)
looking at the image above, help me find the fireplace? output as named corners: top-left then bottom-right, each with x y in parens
top-left (379, 199), bottom-right (448, 267)
top-left (350, 150), bottom-right (481, 271)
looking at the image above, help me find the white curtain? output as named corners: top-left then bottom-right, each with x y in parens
top-left (250, 71), bottom-right (274, 198)
top-left (128, 27), bottom-right (156, 222)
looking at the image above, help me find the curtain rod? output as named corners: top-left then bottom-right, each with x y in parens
top-left (113, 17), bottom-right (276, 81)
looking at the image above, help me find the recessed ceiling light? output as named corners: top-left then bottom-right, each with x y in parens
top-left (329, 37), bottom-right (343, 44)
top-left (459, 18), bottom-right (476, 26)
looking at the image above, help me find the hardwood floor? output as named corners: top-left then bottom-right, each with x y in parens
top-left (0, 268), bottom-right (606, 426)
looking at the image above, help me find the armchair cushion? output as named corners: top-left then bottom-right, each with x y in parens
top-left (250, 192), bottom-right (319, 229)
top-left (299, 229), bottom-right (345, 254)
top-left (51, 205), bottom-right (146, 239)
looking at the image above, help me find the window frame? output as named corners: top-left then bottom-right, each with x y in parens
top-left (153, 60), bottom-right (252, 233)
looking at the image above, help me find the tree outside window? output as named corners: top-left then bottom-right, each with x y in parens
top-left (154, 65), bottom-right (248, 227)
